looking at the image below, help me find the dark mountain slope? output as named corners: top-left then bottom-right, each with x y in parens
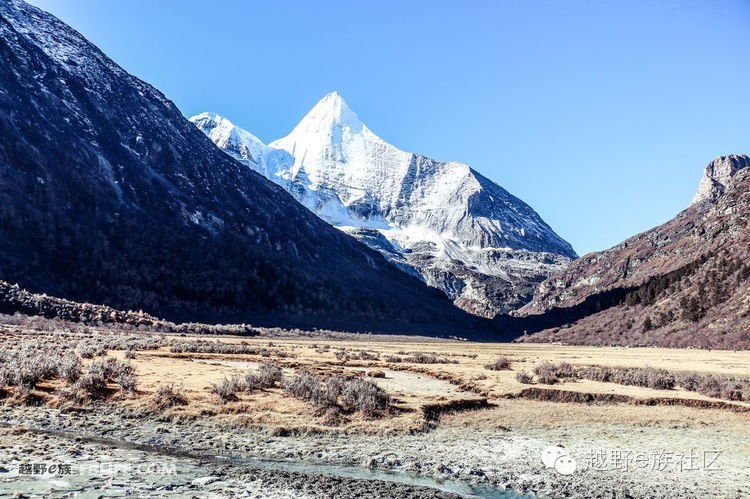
top-left (512, 156), bottom-right (750, 348)
top-left (0, 0), bottom-right (490, 335)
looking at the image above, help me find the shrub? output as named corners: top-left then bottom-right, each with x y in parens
top-left (515, 371), bottom-right (533, 384)
top-left (341, 378), bottom-right (390, 417)
top-left (282, 372), bottom-right (321, 402)
top-left (72, 357), bottom-right (136, 397)
top-left (169, 340), bottom-right (294, 358)
top-left (150, 383), bottom-right (188, 411)
top-left (594, 366), bottom-right (676, 390)
top-left (73, 372), bottom-right (108, 397)
top-left (102, 358), bottom-right (136, 392)
top-left (579, 365), bottom-right (613, 383)
top-left (484, 357), bottom-right (512, 371)
top-left (534, 362), bottom-right (560, 384)
top-left (0, 344), bottom-right (83, 395)
top-left (536, 373), bottom-right (558, 384)
top-left (211, 375), bottom-right (244, 402)
top-left (245, 363), bottom-right (283, 390)
top-left (553, 362), bottom-right (575, 379)
top-left (575, 365), bottom-right (744, 401)
top-left (355, 351), bottom-right (379, 361)
top-left (115, 366), bottom-right (137, 392)
top-left (643, 367), bottom-right (675, 390)
top-left (282, 372), bottom-right (391, 417)
top-left (725, 386), bottom-right (743, 401)
top-left (405, 352), bottom-right (440, 364)
top-left (721, 384), bottom-right (743, 401)
top-left (697, 375), bottom-right (723, 398)
top-left (78, 345), bottom-right (97, 359)
top-left (58, 353), bottom-right (82, 384)
top-left (324, 376), bottom-right (346, 405)
top-left (675, 371), bottom-right (702, 392)
top-left (533, 361), bottom-right (576, 383)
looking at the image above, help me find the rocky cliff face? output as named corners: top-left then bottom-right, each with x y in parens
top-left (192, 93), bottom-right (576, 317)
top-left (0, 0), bottom-right (488, 334)
top-left (516, 155), bottom-right (750, 348)
top-left (692, 154), bottom-right (750, 205)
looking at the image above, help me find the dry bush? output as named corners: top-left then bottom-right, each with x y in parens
top-left (282, 372), bottom-right (322, 402)
top-left (608, 366), bottom-right (675, 390)
top-left (353, 350), bottom-right (379, 361)
top-left (533, 361), bottom-right (578, 384)
top-left (334, 350), bottom-right (346, 361)
top-left (0, 312), bottom-right (26, 326)
top-left (211, 375), bottom-right (244, 402)
top-left (515, 371), bottom-right (533, 384)
top-left (552, 362), bottom-right (575, 379)
top-left (282, 372), bottom-right (391, 417)
top-left (578, 365), bottom-right (675, 390)
top-left (342, 378), bottom-right (390, 417)
top-left (689, 373), bottom-right (746, 401)
top-left (245, 363), bottom-right (282, 391)
top-left (0, 343), bottom-right (83, 396)
top-left (170, 340), bottom-right (294, 358)
top-left (69, 357), bottom-right (136, 399)
top-left (150, 383), bottom-right (188, 411)
top-left (721, 383), bottom-right (744, 401)
top-left (405, 352), bottom-right (455, 364)
top-left (78, 343), bottom-right (105, 359)
top-left (576, 365), bottom-right (747, 401)
top-left (674, 371), bottom-right (702, 391)
top-left (534, 362), bottom-right (560, 384)
top-left (579, 365), bottom-right (613, 383)
top-left (484, 356), bottom-right (512, 371)
top-left (325, 376), bottom-right (346, 404)
top-left (58, 353), bottom-right (82, 383)
top-left (642, 367), bottom-right (676, 390)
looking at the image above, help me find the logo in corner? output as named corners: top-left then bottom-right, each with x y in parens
top-left (542, 446), bottom-right (577, 475)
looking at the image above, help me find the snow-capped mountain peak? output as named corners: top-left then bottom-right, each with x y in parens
top-left (193, 92), bottom-right (577, 317)
top-left (291, 91), bottom-right (363, 134)
top-left (190, 112), bottom-right (292, 179)
top-left (191, 112), bottom-right (264, 165)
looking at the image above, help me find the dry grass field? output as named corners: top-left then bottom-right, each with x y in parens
top-left (3, 317), bottom-right (749, 434)
top-left (99, 336), bottom-right (750, 432)
top-left (3, 321), bottom-right (750, 497)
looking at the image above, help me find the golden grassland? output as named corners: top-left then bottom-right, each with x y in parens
top-left (82, 336), bottom-right (750, 433)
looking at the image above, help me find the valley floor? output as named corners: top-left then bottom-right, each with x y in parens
top-left (1, 324), bottom-right (749, 498)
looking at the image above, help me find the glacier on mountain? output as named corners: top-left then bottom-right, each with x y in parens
top-left (191, 92), bottom-right (577, 316)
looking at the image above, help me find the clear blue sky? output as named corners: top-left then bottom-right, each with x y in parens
top-left (28, 0), bottom-right (750, 255)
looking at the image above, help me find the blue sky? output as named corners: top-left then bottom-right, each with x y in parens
top-left (29, 0), bottom-right (750, 255)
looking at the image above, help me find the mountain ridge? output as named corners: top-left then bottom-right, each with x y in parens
top-left (515, 154), bottom-right (750, 348)
top-left (192, 93), bottom-right (576, 317)
top-left (0, 0), bottom-right (493, 335)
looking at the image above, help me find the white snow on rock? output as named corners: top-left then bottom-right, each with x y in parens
top-left (190, 92), bottom-right (577, 316)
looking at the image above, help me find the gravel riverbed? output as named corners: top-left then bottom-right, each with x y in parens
top-left (0, 405), bottom-right (747, 498)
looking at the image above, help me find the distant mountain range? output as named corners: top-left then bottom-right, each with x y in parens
top-left (514, 155), bottom-right (750, 349)
top-left (0, 0), bottom-right (494, 335)
top-left (191, 93), bottom-right (576, 317)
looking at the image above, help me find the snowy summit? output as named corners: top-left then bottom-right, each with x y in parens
top-left (191, 92), bottom-right (577, 316)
